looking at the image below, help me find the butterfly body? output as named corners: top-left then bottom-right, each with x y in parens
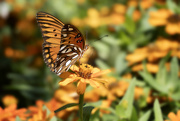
top-left (36, 12), bottom-right (88, 75)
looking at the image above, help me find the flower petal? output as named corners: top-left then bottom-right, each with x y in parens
top-left (92, 78), bottom-right (108, 83)
top-left (177, 110), bottom-right (180, 120)
top-left (88, 79), bottom-right (101, 88)
top-left (59, 75), bottom-right (79, 86)
top-left (91, 69), bottom-right (111, 78)
top-left (77, 81), bottom-right (86, 94)
top-left (91, 68), bottom-right (100, 74)
top-left (70, 65), bottom-right (79, 72)
top-left (168, 112), bottom-right (179, 121)
top-left (59, 72), bottom-right (72, 78)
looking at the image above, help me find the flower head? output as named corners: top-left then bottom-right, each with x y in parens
top-left (59, 64), bottom-right (111, 94)
top-left (149, 9), bottom-right (180, 35)
top-left (166, 110), bottom-right (180, 121)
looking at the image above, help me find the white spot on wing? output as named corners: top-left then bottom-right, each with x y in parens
top-left (60, 45), bottom-right (66, 51)
top-left (66, 48), bottom-right (72, 53)
top-left (78, 47), bottom-right (82, 53)
top-left (68, 28), bottom-right (73, 31)
top-left (56, 66), bottom-right (62, 73)
top-left (60, 58), bottom-right (65, 62)
top-left (63, 34), bottom-right (67, 37)
top-left (74, 47), bottom-right (77, 50)
top-left (67, 53), bottom-right (76, 56)
top-left (72, 54), bottom-right (78, 59)
top-left (66, 60), bottom-right (71, 66)
top-left (61, 49), bottom-right (66, 53)
top-left (62, 29), bottom-right (67, 31)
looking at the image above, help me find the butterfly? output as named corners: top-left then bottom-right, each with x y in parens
top-left (36, 12), bottom-right (88, 76)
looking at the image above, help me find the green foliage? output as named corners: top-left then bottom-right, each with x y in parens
top-left (154, 99), bottom-right (163, 121)
top-left (139, 56), bottom-right (180, 100)
top-left (55, 103), bottom-right (79, 113)
top-left (83, 106), bottom-right (94, 121)
top-left (115, 78), bottom-right (136, 120)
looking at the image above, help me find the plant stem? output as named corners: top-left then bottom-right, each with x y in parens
top-left (79, 94), bottom-right (84, 121)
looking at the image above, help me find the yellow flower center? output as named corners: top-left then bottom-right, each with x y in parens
top-left (77, 64), bottom-right (93, 79)
top-left (167, 14), bottom-right (180, 23)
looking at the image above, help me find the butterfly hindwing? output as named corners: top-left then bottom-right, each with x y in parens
top-left (55, 44), bottom-right (82, 75)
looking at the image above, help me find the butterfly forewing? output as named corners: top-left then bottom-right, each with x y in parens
top-left (36, 12), bottom-right (86, 75)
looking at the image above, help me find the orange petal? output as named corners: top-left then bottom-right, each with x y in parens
top-left (5, 104), bottom-right (17, 112)
top-left (77, 81), bottom-right (86, 94)
top-left (70, 65), bottom-right (79, 72)
top-left (88, 79), bottom-right (100, 88)
top-left (36, 100), bottom-right (44, 108)
top-left (168, 112), bottom-right (179, 121)
top-left (149, 18), bottom-right (167, 26)
top-left (92, 78), bottom-right (108, 84)
top-left (177, 110), bottom-right (180, 120)
top-left (59, 72), bottom-right (72, 78)
top-left (59, 77), bottom-right (79, 86)
top-left (91, 69), bottom-right (111, 78)
top-left (149, 9), bottom-right (172, 19)
top-left (166, 23), bottom-right (180, 35)
top-left (91, 68), bottom-right (100, 74)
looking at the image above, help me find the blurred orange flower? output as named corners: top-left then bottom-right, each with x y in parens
top-left (59, 64), bottom-right (111, 94)
top-left (2, 95), bottom-right (18, 107)
top-left (126, 37), bottom-right (180, 73)
top-left (149, 9), bottom-right (180, 35)
top-left (0, 104), bottom-right (28, 121)
top-left (28, 100), bottom-right (55, 121)
top-left (128, 0), bottom-right (156, 9)
top-left (166, 110), bottom-right (180, 121)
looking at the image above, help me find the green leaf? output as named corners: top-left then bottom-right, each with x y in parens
top-left (95, 59), bottom-right (111, 70)
top-left (119, 31), bottom-right (131, 45)
top-left (83, 106), bottom-right (94, 121)
top-left (15, 116), bottom-right (21, 121)
top-left (115, 78), bottom-right (136, 119)
top-left (54, 103), bottom-right (78, 113)
top-left (92, 41), bottom-right (110, 59)
top-left (130, 107), bottom-right (138, 121)
top-left (50, 116), bottom-right (63, 121)
top-left (89, 109), bottom-right (100, 121)
top-left (169, 57), bottom-right (179, 83)
top-left (139, 71), bottom-right (168, 93)
top-left (85, 101), bottom-right (102, 107)
top-left (156, 53), bottom-right (171, 84)
top-left (139, 110), bottom-right (151, 121)
top-left (43, 105), bottom-right (51, 116)
top-left (124, 7), bottom-right (136, 34)
top-left (115, 52), bottom-right (128, 75)
top-left (171, 91), bottom-right (180, 100)
top-left (167, 0), bottom-right (177, 13)
top-left (153, 99), bottom-right (163, 121)
top-left (102, 114), bottom-right (119, 121)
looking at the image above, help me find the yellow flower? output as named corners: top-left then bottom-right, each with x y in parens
top-left (59, 64), bottom-right (111, 94)
top-left (2, 95), bottom-right (18, 107)
top-left (166, 110), bottom-right (180, 121)
top-left (149, 9), bottom-right (180, 35)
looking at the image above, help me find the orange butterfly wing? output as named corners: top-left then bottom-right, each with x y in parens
top-left (36, 12), bottom-right (87, 75)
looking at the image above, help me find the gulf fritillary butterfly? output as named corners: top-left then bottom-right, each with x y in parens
top-left (36, 12), bottom-right (88, 76)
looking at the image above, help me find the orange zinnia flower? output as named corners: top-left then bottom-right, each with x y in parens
top-left (149, 9), bottom-right (180, 35)
top-left (166, 110), bottom-right (180, 121)
top-left (0, 104), bottom-right (28, 121)
top-left (59, 64), bottom-right (111, 94)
